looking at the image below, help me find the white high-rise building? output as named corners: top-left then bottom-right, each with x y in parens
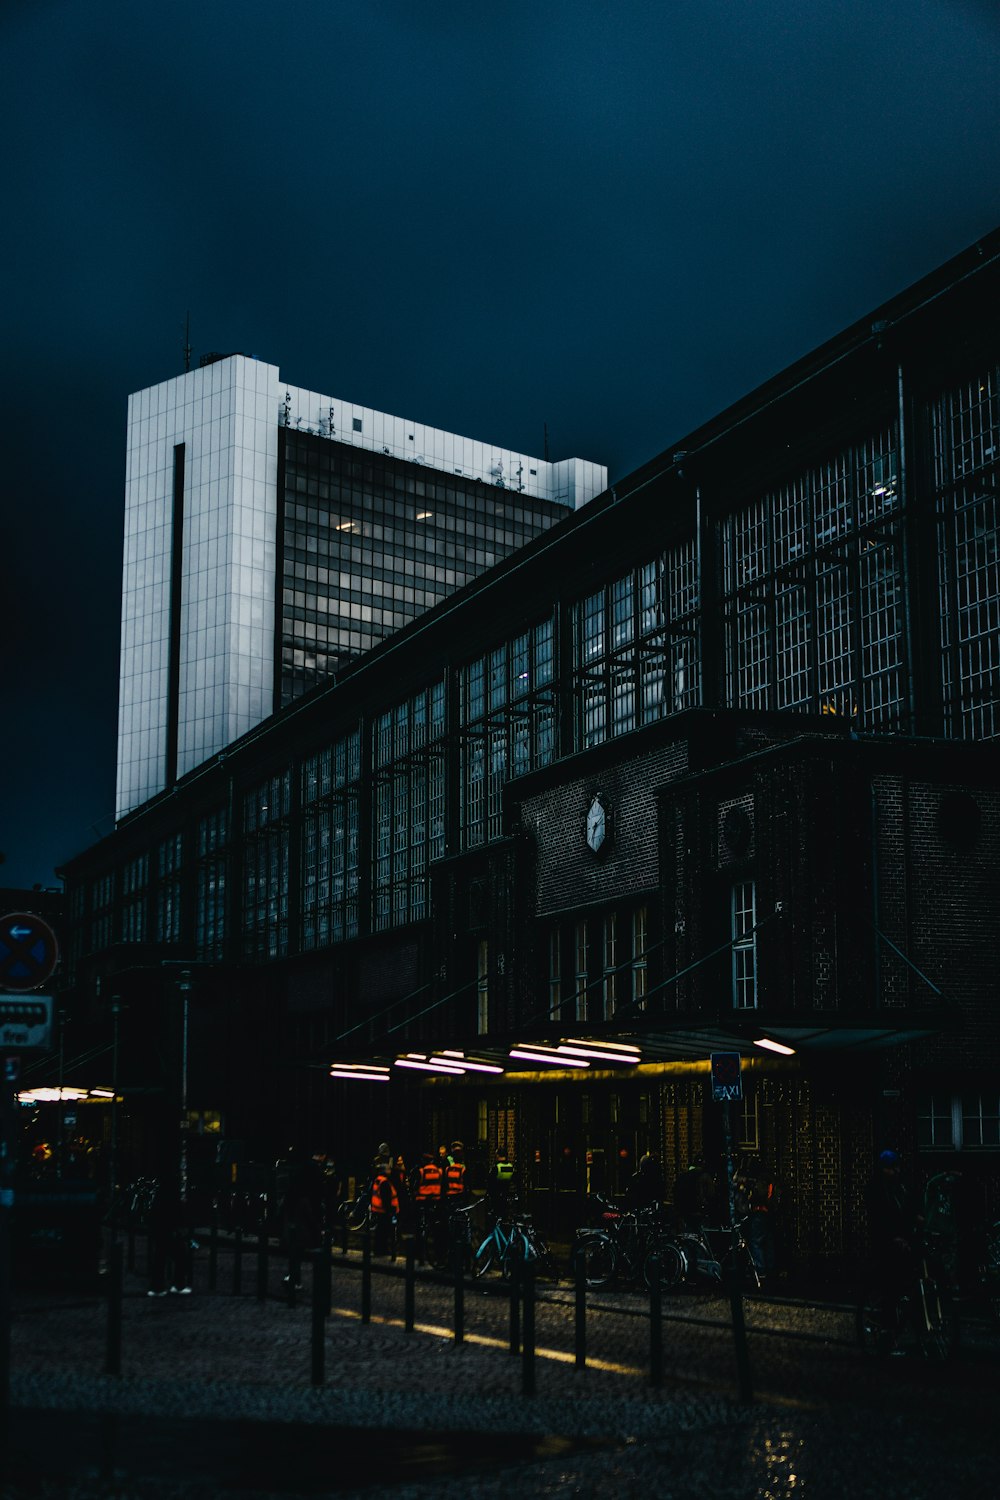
top-left (116, 354), bottom-right (606, 820)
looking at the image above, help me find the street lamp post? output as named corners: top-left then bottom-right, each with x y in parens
top-left (178, 970), bottom-right (192, 1204)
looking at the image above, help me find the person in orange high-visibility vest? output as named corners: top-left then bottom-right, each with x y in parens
top-left (411, 1152), bottom-right (443, 1263)
top-left (413, 1152), bottom-right (444, 1202)
top-left (444, 1141), bottom-right (466, 1201)
top-left (370, 1162), bottom-right (399, 1256)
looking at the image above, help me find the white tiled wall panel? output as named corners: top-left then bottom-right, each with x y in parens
top-left (117, 358), bottom-right (281, 818)
top-left (117, 356), bottom-right (607, 819)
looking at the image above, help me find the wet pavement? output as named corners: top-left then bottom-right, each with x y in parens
top-left (5, 1237), bottom-right (998, 1497)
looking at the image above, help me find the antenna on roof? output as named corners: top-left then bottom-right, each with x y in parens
top-left (543, 422), bottom-right (550, 463)
top-left (183, 311), bottom-right (192, 373)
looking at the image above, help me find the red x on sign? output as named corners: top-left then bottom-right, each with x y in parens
top-left (0, 912), bottom-right (59, 992)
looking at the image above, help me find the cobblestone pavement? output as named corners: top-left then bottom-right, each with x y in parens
top-left (5, 1240), bottom-right (998, 1498)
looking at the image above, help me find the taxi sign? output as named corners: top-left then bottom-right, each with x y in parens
top-left (710, 1051), bottom-right (743, 1102)
top-left (0, 911), bottom-right (59, 992)
top-left (0, 994), bottom-right (53, 1049)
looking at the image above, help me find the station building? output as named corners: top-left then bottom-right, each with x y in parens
top-left (58, 230), bottom-right (1000, 1282)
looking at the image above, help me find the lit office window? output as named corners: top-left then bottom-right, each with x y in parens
top-left (279, 435), bottom-right (567, 707)
top-left (934, 367), bottom-right (1000, 740)
top-left (732, 881), bottom-right (757, 1010)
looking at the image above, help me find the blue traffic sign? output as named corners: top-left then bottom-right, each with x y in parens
top-left (0, 912), bottom-right (59, 992)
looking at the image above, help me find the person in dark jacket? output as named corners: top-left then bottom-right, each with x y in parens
top-left (626, 1152), bottom-right (665, 1212)
top-left (866, 1148), bottom-right (920, 1329)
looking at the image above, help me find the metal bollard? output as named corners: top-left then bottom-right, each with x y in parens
top-left (508, 1254), bottom-right (521, 1355)
top-left (257, 1224), bottom-right (269, 1302)
top-left (727, 1262), bottom-right (754, 1404)
top-left (574, 1251), bottom-right (587, 1369)
top-left (233, 1226), bottom-right (243, 1296)
top-left (361, 1228), bottom-right (372, 1325)
top-left (208, 1209), bottom-right (218, 1292)
top-left (648, 1256), bottom-right (663, 1388)
top-left (322, 1222), bottom-right (333, 1315)
top-left (105, 1239), bottom-right (123, 1377)
top-left (405, 1242), bottom-right (416, 1333)
top-left (521, 1258), bottom-right (536, 1396)
top-left (310, 1251), bottom-right (329, 1387)
top-left (453, 1246), bottom-right (465, 1345)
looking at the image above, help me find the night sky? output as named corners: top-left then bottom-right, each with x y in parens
top-left (3, 0), bottom-right (998, 891)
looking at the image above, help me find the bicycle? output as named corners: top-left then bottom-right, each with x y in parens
top-left (856, 1234), bottom-right (959, 1361)
top-left (572, 1196), bottom-right (677, 1290)
top-left (474, 1203), bottom-right (558, 1281)
top-left (645, 1218), bottom-right (761, 1295)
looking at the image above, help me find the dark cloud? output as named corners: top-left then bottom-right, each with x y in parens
top-left (3, 0), bottom-right (998, 885)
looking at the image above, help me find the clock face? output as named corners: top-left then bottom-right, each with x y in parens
top-left (586, 796), bottom-right (606, 853)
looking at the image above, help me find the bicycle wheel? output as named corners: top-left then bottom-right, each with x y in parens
top-left (573, 1233), bottom-right (616, 1290)
top-left (527, 1231), bottom-right (560, 1282)
top-left (916, 1281), bottom-right (959, 1362)
top-left (643, 1240), bottom-right (686, 1293)
top-left (473, 1235), bottom-right (497, 1278)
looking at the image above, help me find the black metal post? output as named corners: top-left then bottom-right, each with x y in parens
top-left (521, 1259), bottom-right (536, 1396)
top-left (208, 1206), bottom-right (218, 1292)
top-left (310, 1251), bottom-right (328, 1387)
top-left (257, 1220), bottom-right (268, 1302)
top-left (233, 1227), bottom-right (243, 1296)
top-left (509, 1256), bottom-right (521, 1355)
top-left (105, 1239), bottom-right (123, 1377)
top-left (361, 1228), bottom-right (372, 1325)
top-left (322, 1220), bottom-right (333, 1316)
top-left (723, 1100), bottom-right (754, 1403)
top-left (453, 1245), bottom-right (464, 1346)
top-left (574, 1251), bottom-right (586, 1369)
top-left (126, 1223), bottom-right (136, 1273)
top-left (648, 1257), bottom-right (663, 1388)
top-left (0, 1058), bottom-right (19, 1479)
top-left (404, 1242), bottom-right (415, 1333)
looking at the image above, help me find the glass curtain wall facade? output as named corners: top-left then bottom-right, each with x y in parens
top-left (242, 770), bottom-right (292, 960)
top-left (934, 365), bottom-right (1000, 740)
top-left (573, 545), bottom-right (701, 750)
top-left (372, 683), bottom-right (446, 931)
top-left (459, 621), bottom-right (556, 849)
top-left (280, 433), bottom-right (569, 706)
top-left (301, 732), bottom-right (362, 947)
top-left (196, 808), bottom-right (228, 961)
top-left (720, 427), bottom-right (906, 727)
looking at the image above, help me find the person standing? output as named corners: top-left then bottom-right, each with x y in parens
top-left (736, 1156), bottom-right (780, 1286)
top-left (673, 1156), bottom-right (712, 1231)
top-left (411, 1151), bottom-right (443, 1262)
top-left (866, 1147), bottom-right (919, 1338)
top-left (486, 1150), bottom-right (516, 1218)
top-left (370, 1155), bottom-right (399, 1256)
